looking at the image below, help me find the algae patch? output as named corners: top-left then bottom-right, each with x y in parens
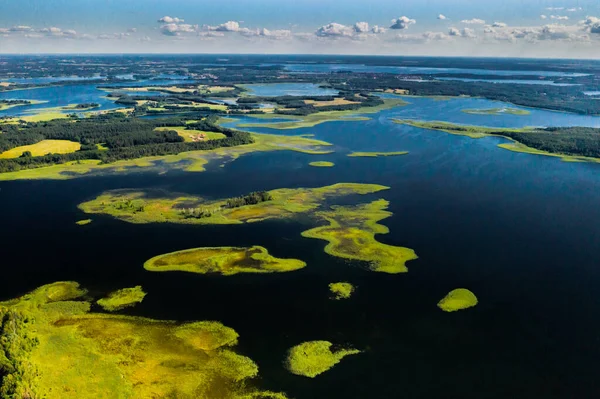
top-left (309, 161), bottom-right (335, 167)
top-left (301, 199), bottom-right (418, 274)
top-left (96, 286), bottom-right (147, 311)
top-left (0, 282), bottom-right (288, 398)
top-left (437, 288), bottom-right (478, 312)
top-left (285, 341), bottom-right (361, 378)
top-left (145, 246), bottom-right (306, 275)
top-left (329, 282), bottom-right (355, 300)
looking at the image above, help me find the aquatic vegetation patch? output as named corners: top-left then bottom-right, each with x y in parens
top-left (329, 282), bottom-right (355, 300)
top-left (79, 183), bottom-right (389, 225)
top-left (145, 246), bottom-right (306, 275)
top-left (285, 341), bottom-right (361, 378)
top-left (347, 151), bottom-right (408, 157)
top-left (301, 199), bottom-right (418, 274)
top-left (96, 286), bottom-right (147, 311)
top-left (75, 219), bottom-right (92, 226)
top-left (462, 107), bottom-right (530, 116)
top-left (0, 140), bottom-right (81, 159)
top-left (309, 161), bottom-right (335, 167)
top-left (0, 282), bottom-right (288, 398)
top-left (437, 288), bottom-right (478, 312)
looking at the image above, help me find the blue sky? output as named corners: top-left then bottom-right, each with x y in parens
top-left (1, 0), bottom-right (600, 57)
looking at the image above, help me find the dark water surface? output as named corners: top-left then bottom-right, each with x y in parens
top-left (1, 103), bottom-right (600, 398)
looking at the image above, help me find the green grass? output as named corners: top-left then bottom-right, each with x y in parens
top-left (347, 151), bottom-right (408, 158)
top-left (75, 219), bottom-right (92, 226)
top-left (237, 99), bottom-right (408, 130)
top-left (96, 286), bottom-right (147, 311)
top-left (437, 289), bottom-right (478, 312)
top-left (329, 282), bottom-right (355, 300)
top-left (154, 126), bottom-right (226, 142)
top-left (144, 246), bottom-right (306, 275)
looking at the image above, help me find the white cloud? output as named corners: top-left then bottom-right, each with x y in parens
top-left (448, 27), bottom-right (476, 38)
top-left (354, 22), bottom-right (370, 33)
top-left (566, 7), bottom-right (582, 12)
top-left (205, 21), bottom-right (241, 32)
top-left (580, 16), bottom-right (600, 34)
top-left (158, 16), bottom-right (184, 24)
top-left (438, 14), bottom-right (447, 20)
top-left (546, 7), bottom-right (564, 11)
top-left (316, 23), bottom-right (355, 37)
top-left (240, 28), bottom-right (292, 39)
top-left (160, 23), bottom-right (198, 36)
top-left (127, 28), bottom-right (137, 33)
top-left (390, 16), bottom-right (416, 30)
top-left (492, 22), bottom-right (508, 28)
top-left (461, 18), bottom-right (485, 25)
top-left (9, 25), bottom-right (33, 32)
top-left (550, 15), bottom-right (569, 20)
top-left (541, 15), bottom-right (548, 20)
top-left (371, 25), bottom-right (386, 34)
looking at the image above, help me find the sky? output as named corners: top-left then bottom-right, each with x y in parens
top-left (1, 0), bottom-right (600, 58)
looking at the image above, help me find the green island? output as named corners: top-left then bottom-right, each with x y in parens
top-left (236, 99), bottom-right (408, 129)
top-left (0, 99), bottom-right (46, 111)
top-left (301, 199), bottom-right (418, 274)
top-left (96, 286), bottom-right (147, 311)
top-left (285, 341), bottom-right (361, 378)
top-left (75, 219), bottom-right (92, 226)
top-left (461, 107), bottom-right (531, 116)
top-left (0, 282), bottom-right (287, 398)
top-left (79, 185), bottom-right (418, 274)
top-left (395, 119), bottom-right (600, 162)
top-left (309, 161), bottom-right (335, 167)
top-left (144, 246), bottom-right (306, 275)
top-left (61, 103), bottom-right (101, 111)
top-left (329, 282), bottom-right (355, 300)
top-left (347, 151), bottom-right (408, 158)
top-left (437, 288), bottom-right (478, 312)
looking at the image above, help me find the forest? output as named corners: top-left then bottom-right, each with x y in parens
top-left (0, 114), bottom-right (253, 173)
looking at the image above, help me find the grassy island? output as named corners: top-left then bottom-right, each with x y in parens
top-left (285, 341), bottom-right (361, 378)
top-left (79, 183), bottom-right (389, 225)
top-left (395, 119), bottom-right (600, 162)
top-left (309, 161), bottom-right (335, 167)
top-left (437, 288), bottom-right (478, 312)
top-left (237, 99), bottom-right (408, 130)
top-left (144, 246), bottom-right (306, 275)
top-left (0, 282), bottom-right (288, 398)
top-left (75, 219), bottom-right (92, 226)
top-left (96, 286), bottom-right (147, 311)
top-left (329, 282), bottom-right (355, 300)
top-left (301, 199), bottom-right (418, 274)
top-left (347, 151), bottom-right (408, 158)
top-left (462, 107), bottom-right (531, 116)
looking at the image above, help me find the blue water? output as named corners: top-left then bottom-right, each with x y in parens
top-left (243, 83), bottom-right (339, 97)
top-left (282, 63), bottom-right (590, 77)
top-left (436, 77), bottom-right (580, 86)
top-left (3, 76), bottom-right (107, 84)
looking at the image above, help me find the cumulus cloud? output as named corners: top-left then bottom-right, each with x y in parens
top-left (390, 16), bottom-right (416, 30)
top-left (580, 16), bottom-right (600, 34)
top-left (158, 16), bottom-right (184, 24)
top-left (461, 18), bottom-right (485, 25)
top-left (550, 15), bottom-right (569, 20)
top-left (205, 21), bottom-right (241, 32)
top-left (492, 22), bottom-right (508, 28)
top-left (354, 22), bottom-right (370, 33)
top-left (448, 27), bottom-right (476, 38)
top-left (316, 22), bottom-right (355, 37)
top-left (160, 23), bottom-right (198, 36)
top-left (371, 25), bottom-right (386, 34)
top-left (438, 14), bottom-right (447, 20)
top-left (541, 15), bottom-right (548, 19)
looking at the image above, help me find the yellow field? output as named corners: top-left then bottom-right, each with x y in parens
top-left (304, 98), bottom-right (360, 107)
top-left (0, 140), bottom-right (81, 159)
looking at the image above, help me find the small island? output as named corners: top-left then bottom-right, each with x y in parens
top-left (285, 341), bottom-right (361, 378)
top-left (62, 103), bottom-right (101, 110)
top-left (462, 107), bottom-right (531, 116)
top-left (347, 151), bottom-right (408, 157)
top-left (96, 286), bottom-right (147, 311)
top-left (0, 99), bottom-right (46, 111)
top-left (329, 282), bottom-right (355, 300)
top-left (437, 288), bottom-right (478, 312)
top-left (144, 246), bottom-right (306, 275)
top-left (309, 161), bottom-right (335, 167)
top-left (75, 219), bottom-right (92, 226)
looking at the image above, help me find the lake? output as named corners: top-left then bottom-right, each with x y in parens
top-left (1, 92), bottom-right (600, 398)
